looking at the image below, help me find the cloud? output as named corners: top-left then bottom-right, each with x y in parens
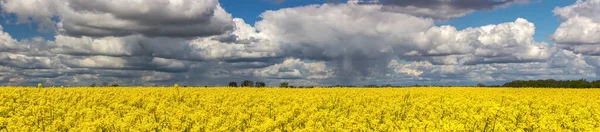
top-left (47, 18), bottom-right (277, 62)
top-left (355, 0), bottom-right (529, 20)
top-left (383, 48), bottom-right (596, 85)
top-left (251, 58), bottom-right (335, 79)
top-left (0, 1), bottom-right (597, 86)
top-left (0, 52), bottom-right (62, 69)
top-left (552, 0), bottom-right (600, 55)
top-left (256, 4), bottom-right (430, 60)
top-left (1, 0), bottom-right (234, 37)
top-left (256, 4), bottom-right (431, 79)
top-left (554, 0), bottom-right (600, 21)
top-left (0, 0), bottom-right (281, 85)
top-left (553, 17), bottom-right (600, 45)
top-left (0, 25), bottom-right (24, 52)
top-left (414, 18), bottom-right (550, 65)
top-left (61, 56), bottom-right (189, 72)
top-left (387, 59), bottom-right (430, 77)
top-left (255, 3), bottom-right (549, 81)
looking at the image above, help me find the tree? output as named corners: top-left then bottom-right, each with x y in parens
top-left (502, 79), bottom-right (597, 88)
top-left (255, 82), bottom-right (266, 87)
top-left (228, 82), bottom-right (238, 87)
top-left (477, 83), bottom-right (486, 87)
top-left (111, 84), bottom-right (119, 87)
top-left (279, 82), bottom-right (289, 88)
top-left (241, 80), bottom-right (254, 87)
top-left (366, 84), bottom-right (378, 88)
top-left (90, 83), bottom-right (97, 87)
top-left (102, 82), bottom-right (109, 87)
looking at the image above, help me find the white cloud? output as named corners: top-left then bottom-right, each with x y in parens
top-left (140, 72), bottom-right (175, 82)
top-left (382, 48), bottom-right (597, 85)
top-left (0, 0), bottom-right (57, 31)
top-left (252, 58), bottom-right (335, 79)
top-left (0, 24), bottom-right (24, 52)
top-left (553, 16), bottom-right (600, 45)
top-left (0, 52), bottom-right (62, 69)
top-left (554, 0), bottom-right (600, 21)
top-left (387, 59), bottom-right (430, 77)
top-left (257, 4), bottom-right (433, 60)
top-left (62, 56), bottom-right (127, 69)
top-left (416, 18), bottom-right (550, 64)
top-left (52, 35), bottom-right (140, 56)
top-left (256, 4), bottom-right (549, 67)
top-left (552, 0), bottom-right (600, 55)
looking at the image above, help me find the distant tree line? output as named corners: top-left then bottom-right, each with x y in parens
top-left (90, 82), bottom-right (120, 87)
top-left (75, 79), bottom-right (600, 88)
top-left (500, 79), bottom-right (600, 88)
top-left (227, 81), bottom-right (317, 88)
top-left (228, 80), bottom-right (267, 87)
top-left (226, 82), bottom-right (468, 88)
top-left (225, 79), bottom-right (600, 88)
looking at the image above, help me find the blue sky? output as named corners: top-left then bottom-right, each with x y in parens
top-left (1, 15), bottom-right (53, 40)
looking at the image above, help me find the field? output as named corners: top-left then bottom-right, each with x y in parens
top-left (0, 87), bottom-right (599, 131)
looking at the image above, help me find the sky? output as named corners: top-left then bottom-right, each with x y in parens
top-left (0, 0), bottom-right (599, 86)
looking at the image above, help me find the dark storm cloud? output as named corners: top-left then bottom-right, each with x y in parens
top-left (355, 0), bottom-right (528, 20)
top-left (369, 0), bottom-right (521, 10)
top-left (2, 0), bottom-right (235, 38)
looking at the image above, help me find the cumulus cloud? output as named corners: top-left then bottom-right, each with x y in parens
top-left (383, 48), bottom-right (596, 85)
top-left (0, 52), bottom-right (62, 69)
top-left (553, 0), bottom-right (600, 55)
top-left (0, 24), bottom-right (23, 51)
top-left (251, 58), bottom-right (335, 79)
top-left (553, 17), bottom-right (600, 45)
top-left (1, 0), bottom-right (234, 37)
top-left (61, 56), bottom-right (189, 72)
top-left (0, 0), bottom-right (282, 86)
top-left (413, 18), bottom-right (550, 65)
top-left (47, 18), bottom-right (277, 62)
top-left (255, 3), bottom-right (549, 81)
top-left (387, 60), bottom-right (430, 77)
top-left (355, 0), bottom-right (529, 20)
top-left (0, 0), bottom-right (596, 86)
top-left (256, 4), bottom-right (431, 79)
top-left (554, 0), bottom-right (600, 21)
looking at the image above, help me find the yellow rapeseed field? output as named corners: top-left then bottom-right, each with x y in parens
top-left (0, 87), bottom-right (599, 131)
